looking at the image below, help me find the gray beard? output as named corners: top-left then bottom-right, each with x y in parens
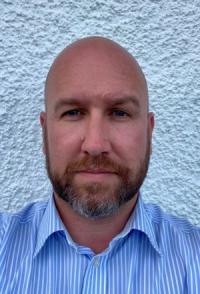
top-left (46, 155), bottom-right (150, 219)
top-left (44, 129), bottom-right (150, 219)
top-left (52, 177), bottom-right (141, 219)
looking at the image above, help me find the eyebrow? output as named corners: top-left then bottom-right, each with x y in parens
top-left (54, 95), bottom-right (140, 113)
top-left (54, 98), bottom-right (83, 112)
top-left (107, 96), bottom-right (140, 108)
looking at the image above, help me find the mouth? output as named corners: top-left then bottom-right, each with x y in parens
top-left (76, 169), bottom-right (117, 174)
top-left (73, 169), bottom-right (118, 181)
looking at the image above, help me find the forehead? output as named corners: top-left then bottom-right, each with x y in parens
top-left (45, 42), bottom-right (148, 110)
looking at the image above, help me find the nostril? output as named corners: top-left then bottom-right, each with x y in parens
top-left (81, 134), bottom-right (111, 156)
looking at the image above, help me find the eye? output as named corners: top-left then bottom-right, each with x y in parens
top-left (65, 109), bottom-right (80, 116)
top-left (61, 109), bottom-right (82, 120)
top-left (111, 109), bottom-right (129, 118)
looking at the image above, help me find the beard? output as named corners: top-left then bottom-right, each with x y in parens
top-left (44, 130), bottom-right (151, 219)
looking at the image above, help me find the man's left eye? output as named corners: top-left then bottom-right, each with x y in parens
top-left (112, 109), bottom-right (129, 117)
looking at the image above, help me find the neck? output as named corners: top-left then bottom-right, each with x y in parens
top-left (54, 194), bottom-right (138, 254)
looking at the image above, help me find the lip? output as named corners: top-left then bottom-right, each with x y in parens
top-left (74, 170), bottom-right (117, 180)
top-left (76, 170), bottom-right (116, 174)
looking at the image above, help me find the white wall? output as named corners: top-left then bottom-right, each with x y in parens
top-left (0, 0), bottom-right (199, 225)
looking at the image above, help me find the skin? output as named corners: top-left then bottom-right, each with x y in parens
top-left (40, 37), bottom-right (154, 253)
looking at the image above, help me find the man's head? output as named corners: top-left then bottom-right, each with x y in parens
top-left (40, 36), bottom-right (154, 219)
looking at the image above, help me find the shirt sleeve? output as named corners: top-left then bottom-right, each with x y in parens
top-left (186, 228), bottom-right (200, 293)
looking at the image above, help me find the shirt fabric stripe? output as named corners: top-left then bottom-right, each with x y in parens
top-left (0, 195), bottom-right (200, 293)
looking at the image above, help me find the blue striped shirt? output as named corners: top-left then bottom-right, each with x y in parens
top-left (0, 195), bottom-right (200, 293)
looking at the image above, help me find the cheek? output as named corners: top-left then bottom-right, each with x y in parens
top-left (47, 125), bottom-right (83, 165)
top-left (111, 125), bottom-right (149, 162)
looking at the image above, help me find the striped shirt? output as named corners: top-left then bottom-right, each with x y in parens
top-left (0, 195), bottom-right (200, 294)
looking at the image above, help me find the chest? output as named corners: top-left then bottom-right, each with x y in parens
top-left (0, 235), bottom-right (189, 294)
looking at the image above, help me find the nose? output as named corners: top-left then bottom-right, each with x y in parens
top-left (81, 115), bottom-right (111, 156)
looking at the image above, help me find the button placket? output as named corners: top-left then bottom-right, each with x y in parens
top-left (93, 257), bottom-right (100, 267)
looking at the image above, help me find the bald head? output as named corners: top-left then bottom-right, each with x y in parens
top-left (44, 36), bottom-right (148, 109)
top-left (41, 37), bottom-right (154, 220)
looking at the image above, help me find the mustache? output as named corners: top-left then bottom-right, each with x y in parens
top-left (64, 154), bottom-right (129, 177)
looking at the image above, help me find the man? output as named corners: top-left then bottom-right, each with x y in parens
top-left (0, 37), bottom-right (199, 293)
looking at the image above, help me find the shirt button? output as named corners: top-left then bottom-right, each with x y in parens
top-left (93, 257), bottom-right (100, 267)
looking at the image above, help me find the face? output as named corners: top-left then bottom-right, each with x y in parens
top-left (41, 43), bottom-right (154, 219)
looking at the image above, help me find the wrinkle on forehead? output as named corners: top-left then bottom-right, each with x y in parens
top-left (45, 36), bottom-right (148, 109)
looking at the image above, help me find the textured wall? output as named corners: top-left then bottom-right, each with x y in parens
top-left (0, 0), bottom-right (199, 225)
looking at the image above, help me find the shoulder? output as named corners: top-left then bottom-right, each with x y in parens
top-left (144, 201), bottom-right (199, 231)
top-left (144, 202), bottom-right (200, 255)
top-left (0, 200), bottom-right (48, 246)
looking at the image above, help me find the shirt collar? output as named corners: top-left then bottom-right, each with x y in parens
top-left (109, 195), bottom-right (162, 256)
top-left (34, 194), bottom-right (162, 257)
top-left (129, 196), bottom-right (162, 255)
top-left (34, 196), bottom-right (66, 258)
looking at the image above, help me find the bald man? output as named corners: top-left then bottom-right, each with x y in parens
top-left (0, 37), bottom-right (200, 294)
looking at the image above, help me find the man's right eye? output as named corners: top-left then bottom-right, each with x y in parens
top-left (61, 109), bottom-right (82, 119)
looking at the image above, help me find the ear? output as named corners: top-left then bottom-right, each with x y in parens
top-left (40, 111), bottom-right (47, 155)
top-left (148, 112), bottom-right (155, 154)
top-left (148, 112), bottom-right (155, 132)
top-left (40, 111), bottom-right (46, 128)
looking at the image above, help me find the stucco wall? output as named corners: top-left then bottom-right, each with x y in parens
top-left (0, 0), bottom-right (199, 225)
